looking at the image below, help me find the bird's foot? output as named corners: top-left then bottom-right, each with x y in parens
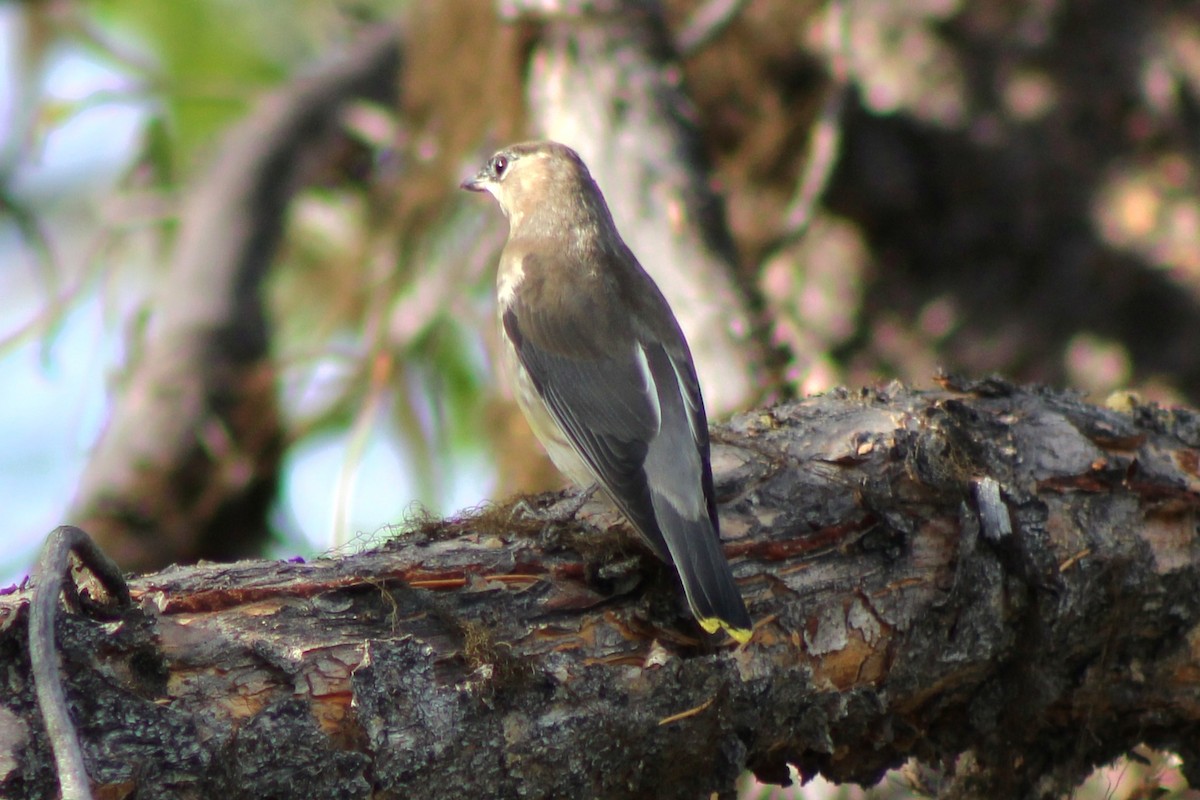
top-left (511, 484), bottom-right (599, 524)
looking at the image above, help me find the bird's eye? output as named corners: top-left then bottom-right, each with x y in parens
top-left (492, 155), bottom-right (508, 177)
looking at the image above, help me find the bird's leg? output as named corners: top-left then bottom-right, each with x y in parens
top-left (512, 484), bottom-right (599, 524)
top-left (553, 483), bottom-right (599, 520)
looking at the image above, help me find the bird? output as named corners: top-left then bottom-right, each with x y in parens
top-left (461, 140), bottom-right (752, 643)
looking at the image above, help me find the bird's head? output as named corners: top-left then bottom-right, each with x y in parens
top-left (460, 141), bottom-right (600, 229)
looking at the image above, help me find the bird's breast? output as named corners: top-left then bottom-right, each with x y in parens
top-left (496, 252), bottom-right (526, 307)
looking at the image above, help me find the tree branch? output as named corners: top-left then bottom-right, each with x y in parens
top-left (28, 526), bottom-right (131, 800)
top-left (6, 383), bottom-right (1200, 798)
top-left (68, 26), bottom-right (402, 572)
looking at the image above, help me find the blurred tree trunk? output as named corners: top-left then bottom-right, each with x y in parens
top-left (6, 384), bottom-right (1200, 799)
top-left (66, 29), bottom-right (402, 572)
top-left (63, 3), bottom-right (774, 567)
top-left (473, 0), bottom-right (774, 495)
top-left (517, 0), bottom-right (765, 414)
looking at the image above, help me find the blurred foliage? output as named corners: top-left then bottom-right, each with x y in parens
top-left (80, 0), bottom-right (401, 167)
top-left (87, 0), bottom-right (285, 164)
top-left (2, 0), bottom-right (499, 530)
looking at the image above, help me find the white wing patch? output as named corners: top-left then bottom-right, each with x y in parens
top-left (635, 344), bottom-right (662, 433)
top-left (670, 358), bottom-right (699, 443)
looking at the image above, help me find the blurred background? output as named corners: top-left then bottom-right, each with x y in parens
top-left (2, 1), bottom-right (1199, 796)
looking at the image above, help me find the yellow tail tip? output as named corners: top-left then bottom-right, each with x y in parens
top-left (698, 616), bottom-right (753, 644)
top-left (726, 625), bottom-right (753, 645)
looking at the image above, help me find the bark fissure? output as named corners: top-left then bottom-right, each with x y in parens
top-left (4, 383), bottom-right (1200, 799)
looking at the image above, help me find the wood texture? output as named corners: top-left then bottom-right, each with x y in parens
top-left (5, 382), bottom-right (1200, 799)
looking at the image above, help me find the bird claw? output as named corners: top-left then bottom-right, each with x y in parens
top-left (511, 484), bottom-right (598, 524)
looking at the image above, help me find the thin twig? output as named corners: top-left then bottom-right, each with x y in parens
top-left (658, 695), bottom-right (716, 725)
top-left (780, 0), bottom-right (850, 243)
top-left (29, 526), bottom-right (131, 800)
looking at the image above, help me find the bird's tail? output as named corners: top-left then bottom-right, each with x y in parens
top-left (654, 501), bottom-right (753, 643)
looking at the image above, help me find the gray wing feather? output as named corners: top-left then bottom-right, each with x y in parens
top-left (504, 308), bottom-right (671, 557)
top-left (502, 262), bottom-right (749, 634)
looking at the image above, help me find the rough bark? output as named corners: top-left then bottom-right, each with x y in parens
top-left (4, 381), bottom-right (1200, 799)
top-left (67, 27), bottom-right (402, 572)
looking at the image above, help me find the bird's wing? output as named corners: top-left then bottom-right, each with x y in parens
top-left (504, 290), bottom-right (750, 636)
top-left (639, 317), bottom-right (720, 532)
top-left (501, 251), bottom-right (750, 639)
top-left (501, 296), bottom-right (672, 558)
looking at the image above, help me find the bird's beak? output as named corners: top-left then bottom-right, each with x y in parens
top-left (460, 168), bottom-right (489, 192)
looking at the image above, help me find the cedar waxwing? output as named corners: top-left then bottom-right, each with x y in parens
top-left (461, 141), bottom-right (752, 643)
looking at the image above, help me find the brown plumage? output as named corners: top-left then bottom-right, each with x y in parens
top-left (462, 141), bottom-right (751, 643)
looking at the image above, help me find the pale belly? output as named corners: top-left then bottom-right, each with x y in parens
top-left (500, 323), bottom-right (596, 488)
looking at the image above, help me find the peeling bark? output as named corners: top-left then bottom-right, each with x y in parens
top-left (6, 382), bottom-right (1200, 799)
